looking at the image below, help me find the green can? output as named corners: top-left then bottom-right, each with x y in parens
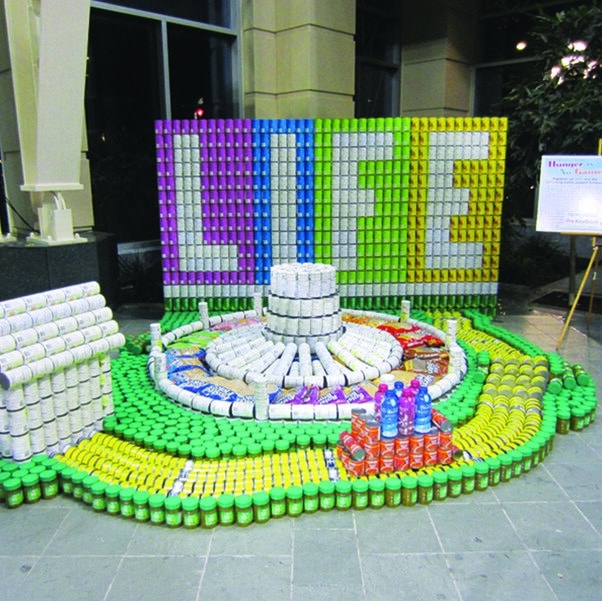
top-left (91, 482), bottom-right (108, 512)
top-left (133, 490), bottom-right (150, 522)
top-left (119, 487), bottom-right (136, 518)
top-left (499, 454), bottom-right (513, 482)
top-left (105, 484), bottom-right (121, 515)
top-left (302, 482), bottom-right (319, 513)
top-left (400, 476), bottom-right (417, 506)
top-left (217, 493), bottom-right (235, 525)
top-left (71, 471), bottom-right (87, 501)
top-left (486, 457), bottom-right (501, 486)
top-left (318, 480), bottom-right (336, 511)
top-left (40, 469), bottom-right (59, 499)
top-left (417, 474), bottom-right (434, 504)
top-left (165, 496), bottom-right (183, 527)
top-left (352, 479), bottom-right (369, 509)
top-left (235, 494), bottom-right (254, 526)
top-left (182, 496), bottom-right (200, 528)
top-left (286, 486), bottom-right (304, 517)
top-left (82, 475), bottom-right (99, 505)
top-left (446, 468), bottom-right (463, 498)
top-left (335, 480), bottom-right (352, 510)
top-left (4, 477), bottom-right (24, 508)
top-left (384, 477), bottom-right (402, 507)
top-left (21, 473), bottom-right (41, 504)
top-left (369, 478), bottom-right (386, 509)
top-left (474, 462), bottom-right (490, 491)
top-left (460, 464), bottom-right (476, 494)
top-left (149, 493), bottom-right (166, 525)
top-left (269, 487), bottom-right (287, 518)
top-left (432, 471), bottom-right (448, 501)
top-left (252, 491), bottom-right (271, 523)
top-left (200, 496), bottom-right (218, 528)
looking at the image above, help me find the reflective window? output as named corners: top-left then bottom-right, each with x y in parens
top-left (355, 0), bottom-right (402, 117)
top-left (168, 23), bottom-right (234, 119)
top-left (103, 0), bottom-right (230, 27)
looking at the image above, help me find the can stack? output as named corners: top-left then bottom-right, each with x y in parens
top-left (0, 283), bottom-right (125, 461)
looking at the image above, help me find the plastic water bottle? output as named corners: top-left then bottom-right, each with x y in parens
top-left (380, 388), bottom-right (399, 439)
top-left (373, 383), bottom-right (388, 423)
top-left (398, 388), bottom-right (415, 436)
top-left (414, 385), bottom-right (432, 434)
top-left (394, 380), bottom-right (404, 399)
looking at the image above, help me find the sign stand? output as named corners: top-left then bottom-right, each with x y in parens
top-left (557, 235), bottom-right (601, 349)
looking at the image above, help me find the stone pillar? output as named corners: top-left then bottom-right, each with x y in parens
top-left (242, 0), bottom-right (355, 118)
top-left (401, 0), bottom-right (477, 116)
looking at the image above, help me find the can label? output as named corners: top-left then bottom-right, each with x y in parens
top-left (395, 436), bottom-right (410, 454)
top-left (379, 455), bottom-right (395, 473)
top-left (424, 430), bottom-right (439, 453)
top-left (339, 432), bottom-right (366, 461)
top-left (380, 437), bottom-right (395, 458)
top-left (364, 457), bottom-right (379, 475)
top-left (363, 440), bottom-right (380, 460)
top-left (394, 454), bottom-right (410, 471)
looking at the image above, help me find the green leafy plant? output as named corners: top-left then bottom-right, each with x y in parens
top-left (502, 3), bottom-right (602, 224)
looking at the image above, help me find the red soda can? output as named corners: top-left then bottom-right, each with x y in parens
top-left (380, 436), bottom-right (396, 459)
top-left (364, 420), bottom-right (380, 443)
top-left (394, 454), bottom-right (410, 471)
top-left (346, 457), bottom-right (365, 477)
top-left (437, 447), bottom-right (454, 464)
top-left (364, 457), bottom-right (380, 475)
top-left (431, 409), bottom-right (453, 433)
top-left (379, 455), bottom-right (395, 473)
top-left (438, 431), bottom-right (453, 450)
top-left (339, 432), bottom-right (366, 461)
top-left (351, 408), bottom-right (367, 439)
top-left (409, 434), bottom-right (425, 455)
top-left (424, 448), bottom-right (438, 466)
top-left (424, 430), bottom-right (439, 453)
top-left (409, 451), bottom-right (424, 469)
top-left (395, 436), bottom-right (410, 455)
top-left (364, 439), bottom-right (381, 461)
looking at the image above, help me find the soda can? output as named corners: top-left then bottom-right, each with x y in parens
top-left (394, 454), bottom-right (410, 471)
top-left (431, 409), bottom-right (453, 433)
top-left (409, 451), bottom-right (424, 469)
top-left (379, 455), bottom-right (395, 473)
top-left (409, 434), bottom-right (425, 455)
top-left (364, 457), bottom-right (380, 475)
top-left (346, 457), bottom-right (365, 477)
top-left (340, 432), bottom-right (366, 461)
top-left (363, 419), bottom-right (379, 442)
top-left (380, 436), bottom-right (395, 459)
top-left (437, 447), bottom-right (454, 464)
top-left (351, 408), bottom-right (367, 438)
top-left (395, 436), bottom-right (410, 455)
top-left (364, 439), bottom-right (380, 461)
top-left (424, 430), bottom-right (439, 453)
top-left (439, 431), bottom-right (453, 450)
top-left (424, 448), bottom-right (439, 466)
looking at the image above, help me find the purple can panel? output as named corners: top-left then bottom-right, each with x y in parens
top-left (156, 119), bottom-right (256, 286)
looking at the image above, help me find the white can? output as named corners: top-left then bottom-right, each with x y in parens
top-left (8, 407), bottom-right (29, 436)
top-left (10, 431), bottom-right (32, 462)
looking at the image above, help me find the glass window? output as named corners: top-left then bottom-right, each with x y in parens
top-left (103, 0), bottom-right (231, 27)
top-left (85, 9), bottom-right (163, 243)
top-left (355, 0), bottom-right (402, 117)
top-left (85, 3), bottom-right (238, 243)
top-left (167, 23), bottom-right (234, 119)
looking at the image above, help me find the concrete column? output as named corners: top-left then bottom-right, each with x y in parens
top-left (242, 0), bottom-right (355, 118)
top-left (401, 0), bottom-right (477, 116)
top-left (0, 0), bottom-right (94, 234)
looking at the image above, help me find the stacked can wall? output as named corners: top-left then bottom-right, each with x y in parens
top-left (155, 117), bottom-right (507, 313)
